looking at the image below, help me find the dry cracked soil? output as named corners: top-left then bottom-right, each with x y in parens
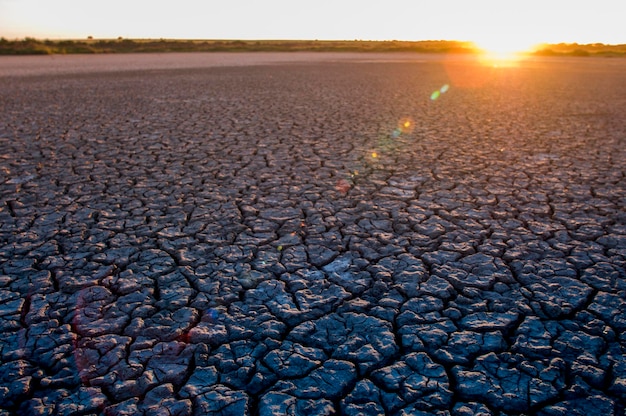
top-left (0, 52), bottom-right (625, 415)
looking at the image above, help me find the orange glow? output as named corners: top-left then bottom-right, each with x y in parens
top-left (443, 57), bottom-right (494, 89)
top-left (472, 37), bottom-right (540, 67)
top-left (397, 117), bottom-right (415, 135)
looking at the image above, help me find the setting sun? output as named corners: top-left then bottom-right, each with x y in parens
top-left (470, 36), bottom-right (541, 67)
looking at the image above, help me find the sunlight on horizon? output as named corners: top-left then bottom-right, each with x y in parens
top-left (472, 37), bottom-right (542, 67)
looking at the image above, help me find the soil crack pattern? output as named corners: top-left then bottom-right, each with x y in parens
top-left (0, 53), bottom-right (625, 415)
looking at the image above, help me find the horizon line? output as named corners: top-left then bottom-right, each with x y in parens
top-left (2, 36), bottom-right (626, 47)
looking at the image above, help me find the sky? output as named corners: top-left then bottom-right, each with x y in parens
top-left (1, 0), bottom-right (625, 49)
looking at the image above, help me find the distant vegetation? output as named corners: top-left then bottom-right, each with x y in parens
top-left (531, 42), bottom-right (626, 57)
top-left (1, 37), bottom-right (625, 57)
top-left (0, 38), bottom-right (476, 54)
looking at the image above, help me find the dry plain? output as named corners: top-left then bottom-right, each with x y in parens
top-left (0, 52), bottom-right (625, 415)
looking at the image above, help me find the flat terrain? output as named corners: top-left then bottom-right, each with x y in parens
top-left (0, 53), bottom-right (625, 415)
top-left (2, 38), bottom-right (625, 56)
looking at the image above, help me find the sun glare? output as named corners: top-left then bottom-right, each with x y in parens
top-left (473, 37), bottom-right (539, 66)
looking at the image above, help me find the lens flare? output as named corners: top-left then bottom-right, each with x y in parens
top-left (206, 308), bottom-right (219, 322)
top-left (335, 178), bottom-right (352, 194)
top-left (397, 117), bottom-right (415, 135)
top-left (357, 83), bottom-right (453, 179)
top-left (430, 84), bottom-right (450, 101)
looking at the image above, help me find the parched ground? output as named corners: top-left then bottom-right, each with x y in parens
top-left (0, 53), bottom-right (625, 415)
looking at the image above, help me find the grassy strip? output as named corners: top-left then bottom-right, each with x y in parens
top-left (532, 42), bottom-right (626, 57)
top-left (1, 37), bottom-right (625, 57)
top-left (0, 38), bottom-right (476, 55)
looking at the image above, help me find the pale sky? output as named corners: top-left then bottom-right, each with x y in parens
top-left (1, 0), bottom-right (625, 48)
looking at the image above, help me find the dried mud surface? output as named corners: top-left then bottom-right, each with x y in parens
top-left (1, 53), bottom-right (625, 415)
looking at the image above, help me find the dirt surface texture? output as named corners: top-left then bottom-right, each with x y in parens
top-left (1, 52), bottom-right (625, 415)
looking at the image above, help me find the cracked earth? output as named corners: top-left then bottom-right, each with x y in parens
top-left (0, 53), bottom-right (625, 415)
